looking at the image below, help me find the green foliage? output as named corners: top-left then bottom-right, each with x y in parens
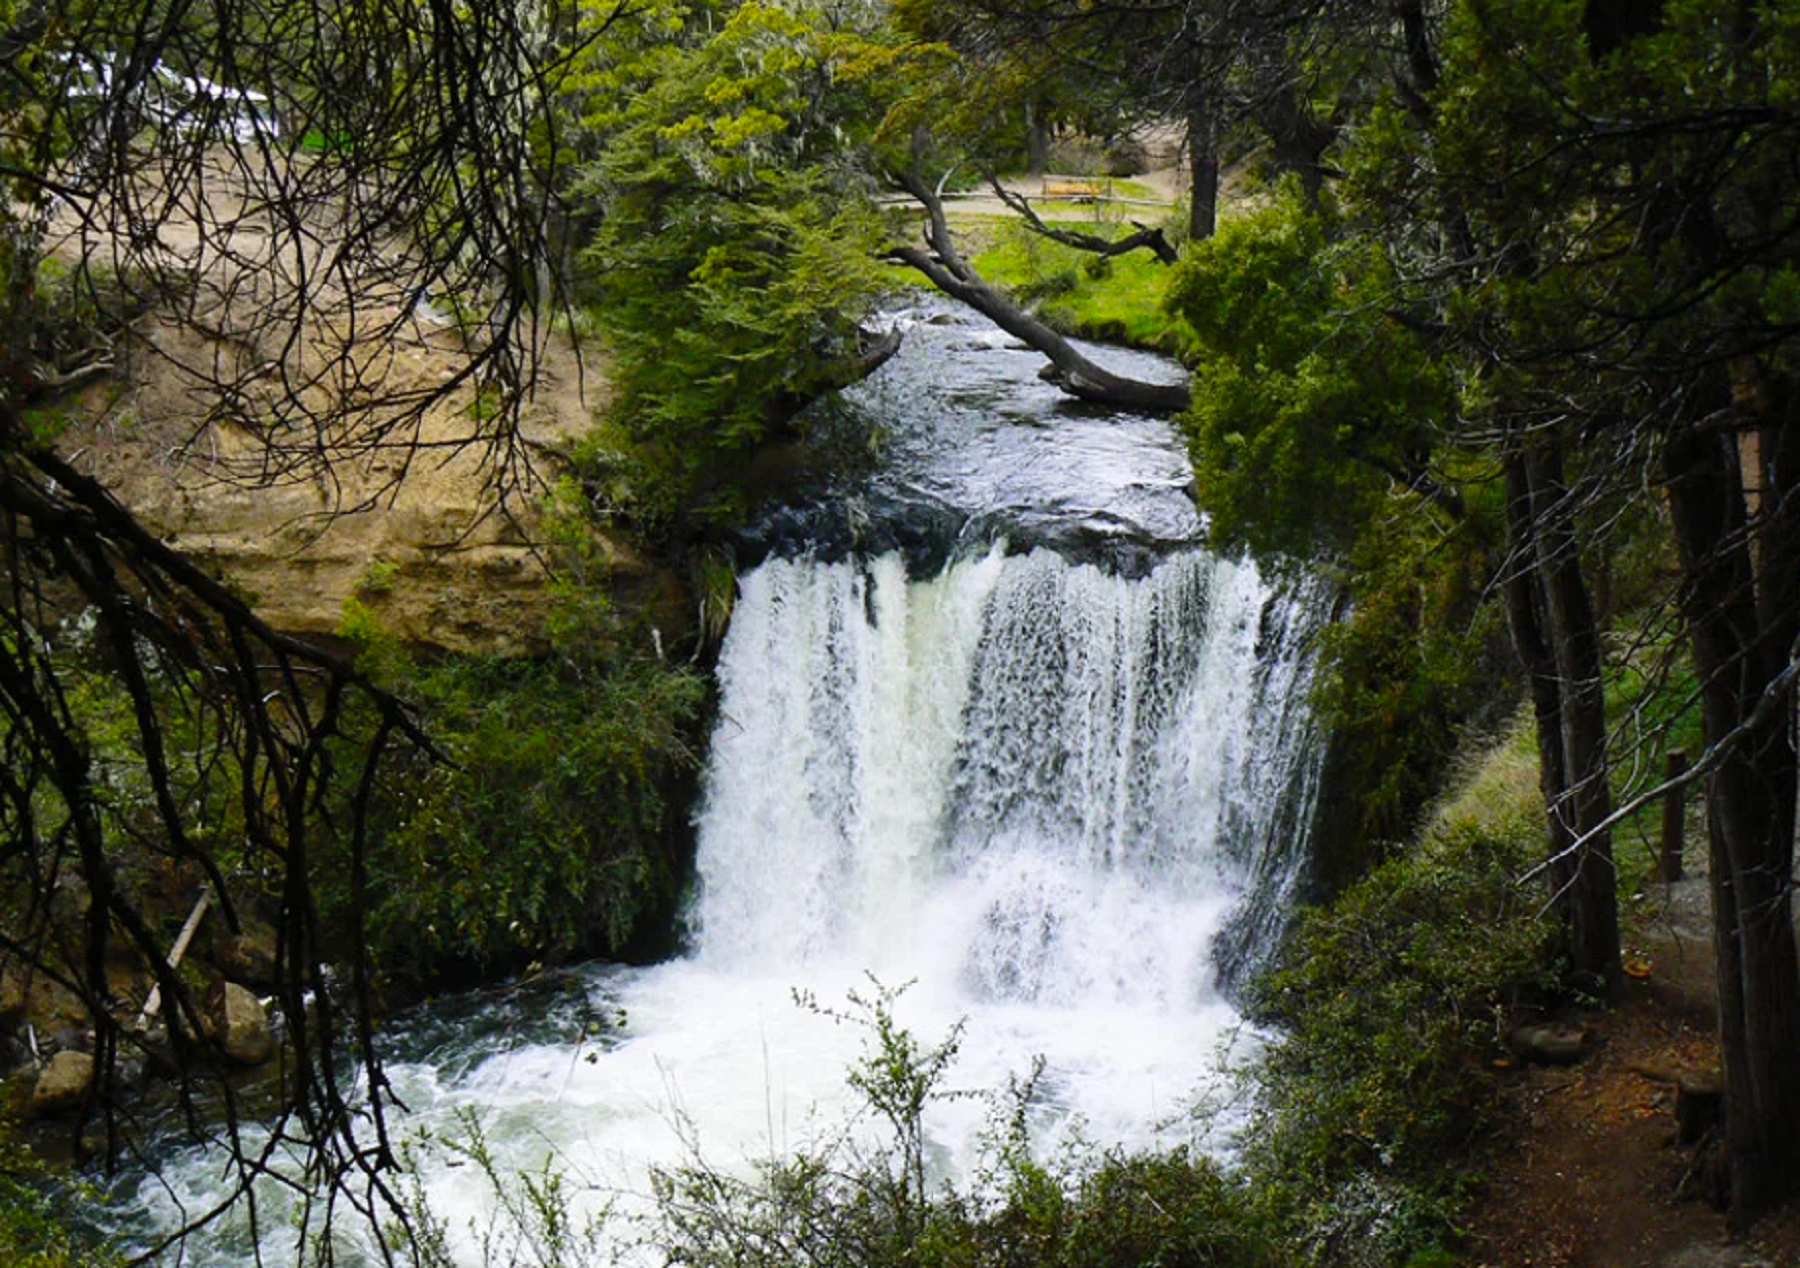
top-left (1243, 722), bottom-right (1554, 1264)
top-left (568, 0), bottom-right (899, 530)
top-left (329, 622), bottom-right (705, 983)
top-left (356, 559), bottom-right (401, 596)
top-left (1603, 633), bottom-right (1704, 899)
top-left (329, 506), bottom-right (707, 984)
top-left (691, 545), bottom-right (738, 645)
top-left (1168, 193), bottom-right (1453, 564)
top-left (1018, 266), bottom-right (1079, 303)
top-left (0, 611), bottom-right (255, 937)
top-left (357, 654), bottom-right (702, 980)
top-left (0, 1126), bottom-right (122, 1268)
top-left (1309, 490), bottom-right (1507, 858)
top-left (1050, 1153), bottom-right (1272, 1268)
top-left (1343, 0), bottom-right (1800, 440)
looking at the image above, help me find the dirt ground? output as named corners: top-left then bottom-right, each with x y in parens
top-left (1463, 879), bottom-right (1800, 1268)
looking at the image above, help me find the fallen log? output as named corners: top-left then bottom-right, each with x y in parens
top-left (886, 168), bottom-right (1192, 416)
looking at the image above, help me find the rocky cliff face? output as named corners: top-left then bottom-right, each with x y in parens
top-left (42, 157), bottom-right (685, 658)
top-left (6, 322), bottom-right (691, 1106)
top-left (60, 314), bottom-right (684, 656)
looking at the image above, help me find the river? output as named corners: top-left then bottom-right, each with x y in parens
top-left (115, 301), bottom-right (1326, 1265)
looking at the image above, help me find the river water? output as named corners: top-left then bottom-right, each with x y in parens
top-left (119, 302), bottom-right (1326, 1264)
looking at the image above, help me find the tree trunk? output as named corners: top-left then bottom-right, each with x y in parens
top-left (1186, 96), bottom-right (1219, 242)
top-left (1504, 441), bottom-right (1623, 997)
top-left (1665, 420), bottom-right (1800, 1225)
top-left (1024, 99), bottom-right (1049, 178)
top-left (1502, 450), bottom-right (1575, 905)
top-left (1257, 84), bottom-right (1338, 205)
top-left (1394, 0), bottom-right (1442, 128)
top-left (1522, 438), bottom-right (1622, 997)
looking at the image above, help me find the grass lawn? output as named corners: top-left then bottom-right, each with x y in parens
top-left (967, 216), bottom-right (1193, 356)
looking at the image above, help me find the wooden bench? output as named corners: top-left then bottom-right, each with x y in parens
top-left (1040, 177), bottom-right (1108, 202)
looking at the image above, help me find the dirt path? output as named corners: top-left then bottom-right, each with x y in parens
top-left (1463, 890), bottom-right (1800, 1268)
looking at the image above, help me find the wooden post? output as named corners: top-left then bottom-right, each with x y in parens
top-left (1661, 750), bottom-right (1688, 883)
top-left (1677, 1068), bottom-right (1724, 1144)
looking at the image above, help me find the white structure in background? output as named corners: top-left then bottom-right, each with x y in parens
top-left (57, 50), bottom-right (279, 144)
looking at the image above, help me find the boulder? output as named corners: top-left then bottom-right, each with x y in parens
top-left (214, 918), bottom-right (280, 988)
top-left (205, 981), bottom-right (275, 1065)
top-left (1103, 136), bottom-right (1149, 176)
top-left (1509, 1023), bottom-right (1588, 1065)
top-left (30, 1050), bottom-right (95, 1115)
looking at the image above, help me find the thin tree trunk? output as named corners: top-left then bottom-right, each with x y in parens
top-left (1502, 450), bottom-right (1576, 911)
top-left (1024, 99), bottom-right (1049, 178)
top-left (1514, 439), bottom-right (1623, 996)
top-left (1504, 427), bottom-right (1621, 1000)
top-left (1186, 96), bottom-right (1218, 242)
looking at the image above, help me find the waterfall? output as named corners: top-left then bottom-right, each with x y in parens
top-left (115, 306), bottom-right (1329, 1267)
top-left (692, 545), bottom-right (1313, 1018)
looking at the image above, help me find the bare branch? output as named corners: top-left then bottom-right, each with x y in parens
top-left (984, 173), bottom-right (1179, 265)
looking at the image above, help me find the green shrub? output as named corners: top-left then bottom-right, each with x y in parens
top-left (329, 544), bottom-right (707, 986)
top-left (1242, 722), bottom-right (1553, 1263)
top-left (343, 653), bottom-right (705, 983)
top-left (1054, 1152), bottom-right (1272, 1268)
top-left (1018, 268), bottom-right (1080, 302)
top-left (0, 1127), bottom-right (121, 1268)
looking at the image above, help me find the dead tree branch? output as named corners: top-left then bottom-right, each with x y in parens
top-left (887, 169), bottom-right (1191, 414)
top-left (984, 173), bottom-right (1180, 266)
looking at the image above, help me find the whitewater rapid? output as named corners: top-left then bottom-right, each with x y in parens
top-left (122, 306), bottom-right (1325, 1266)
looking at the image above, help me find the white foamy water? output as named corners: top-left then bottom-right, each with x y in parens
top-left (124, 543), bottom-right (1318, 1265)
top-left (123, 309), bottom-right (1326, 1265)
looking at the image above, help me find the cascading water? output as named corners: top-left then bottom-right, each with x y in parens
top-left (117, 303), bottom-right (1326, 1266)
top-left (703, 547), bottom-right (1261, 995)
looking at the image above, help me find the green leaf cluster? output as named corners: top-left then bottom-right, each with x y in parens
top-left (1168, 193), bottom-right (1454, 565)
top-left (328, 610), bottom-right (705, 984)
top-left (1349, 0), bottom-right (1800, 423)
top-left (344, 652), bottom-right (703, 982)
top-left (0, 1121), bottom-right (121, 1268)
top-left (322, 492), bottom-right (708, 983)
top-left (566, 0), bottom-right (902, 530)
